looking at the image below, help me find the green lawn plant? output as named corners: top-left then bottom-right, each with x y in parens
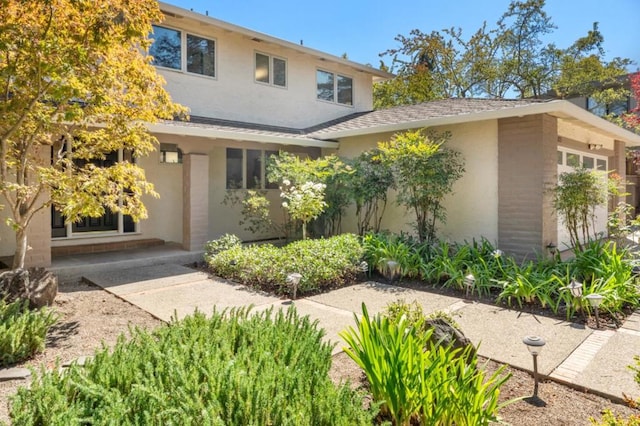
top-left (340, 303), bottom-right (511, 425)
top-left (9, 306), bottom-right (374, 425)
top-left (0, 299), bottom-right (57, 367)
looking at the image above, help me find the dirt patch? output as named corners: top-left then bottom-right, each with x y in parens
top-left (0, 280), bottom-right (163, 424)
top-left (1, 280), bottom-right (638, 425)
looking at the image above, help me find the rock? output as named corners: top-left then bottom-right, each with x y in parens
top-left (425, 317), bottom-right (476, 360)
top-left (0, 367), bottom-right (31, 381)
top-left (0, 267), bottom-right (58, 308)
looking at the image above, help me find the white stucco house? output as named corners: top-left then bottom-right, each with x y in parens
top-left (2, 1), bottom-right (640, 268)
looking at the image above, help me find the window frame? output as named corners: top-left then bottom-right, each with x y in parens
top-left (316, 69), bottom-right (353, 106)
top-left (226, 148), bottom-right (279, 190)
top-left (254, 51), bottom-right (287, 88)
top-left (150, 25), bottom-right (217, 79)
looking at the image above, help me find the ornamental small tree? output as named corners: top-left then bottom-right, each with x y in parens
top-left (377, 129), bottom-right (464, 244)
top-left (0, 0), bottom-right (185, 269)
top-left (552, 167), bottom-right (607, 252)
top-left (280, 180), bottom-right (327, 240)
top-left (348, 150), bottom-right (394, 235)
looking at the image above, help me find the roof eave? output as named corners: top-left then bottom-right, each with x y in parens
top-left (316, 100), bottom-right (640, 146)
top-left (147, 122), bottom-right (339, 149)
top-left (157, 2), bottom-right (393, 80)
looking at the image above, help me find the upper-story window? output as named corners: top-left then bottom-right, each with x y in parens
top-left (586, 96), bottom-right (630, 118)
top-left (150, 25), bottom-right (216, 78)
top-left (255, 53), bottom-right (287, 87)
top-left (317, 70), bottom-right (353, 105)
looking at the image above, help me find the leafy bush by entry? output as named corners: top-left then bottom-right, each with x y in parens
top-left (9, 307), bottom-right (374, 425)
top-left (203, 233), bottom-right (242, 263)
top-left (208, 233), bottom-right (364, 296)
top-left (0, 299), bottom-right (57, 367)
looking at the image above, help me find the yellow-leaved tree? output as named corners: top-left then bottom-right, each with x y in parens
top-left (0, 0), bottom-right (186, 269)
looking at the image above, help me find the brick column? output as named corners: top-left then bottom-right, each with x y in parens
top-left (24, 201), bottom-right (51, 268)
top-left (182, 153), bottom-right (209, 251)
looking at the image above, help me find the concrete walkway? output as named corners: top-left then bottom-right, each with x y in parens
top-left (80, 261), bottom-right (640, 404)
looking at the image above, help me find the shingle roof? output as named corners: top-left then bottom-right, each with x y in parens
top-left (152, 97), bottom-right (640, 147)
top-left (307, 98), bottom-right (551, 137)
top-left (160, 115), bottom-right (311, 140)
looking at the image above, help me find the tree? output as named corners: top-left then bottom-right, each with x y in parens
top-left (280, 180), bottom-right (327, 240)
top-left (0, 0), bottom-right (185, 269)
top-left (375, 0), bottom-right (631, 107)
top-left (551, 168), bottom-right (607, 252)
top-left (377, 130), bottom-right (465, 244)
top-left (622, 72), bottom-right (640, 133)
top-left (348, 150), bottom-right (394, 235)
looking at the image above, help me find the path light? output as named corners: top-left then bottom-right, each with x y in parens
top-left (585, 293), bottom-right (604, 329)
top-left (566, 279), bottom-right (583, 298)
top-left (464, 273), bottom-right (475, 298)
top-left (383, 260), bottom-right (400, 283)
top-left (546, 242), bottom-right (557, 259)
top-left (286, 273), bottom-right (302, 300)
top-left (523, 335), bottom-right (546, 404)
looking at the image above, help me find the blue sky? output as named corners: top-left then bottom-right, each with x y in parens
top-left (168, 0), bottom-right (639, 73)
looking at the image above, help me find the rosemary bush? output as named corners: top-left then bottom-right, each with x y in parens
top-left (0, 299), bottom-right (57, 367)
top-left (9, 306), bottom-right (373, 425)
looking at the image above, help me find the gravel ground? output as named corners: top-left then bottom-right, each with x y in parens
top-left (1, 279), bottom-right (639, 425)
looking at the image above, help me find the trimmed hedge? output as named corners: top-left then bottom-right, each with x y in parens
top-left (207, 233), bottom-right (364, 296)
top-left (9, 307), bottom-right (374, 425)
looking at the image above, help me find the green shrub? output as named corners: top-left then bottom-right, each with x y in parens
top-left (591, 409), bottom-right (640, 425)
top-left (340, 303), bottom-right (511, 425)
top-left (10, 306), bottom-right (374, 425)
top-left (207, 233), bottom-right (364, 296)
top-left (0, 299), bottom-right (57, 367)
top-left (363, 233), bottom-right (424, 280)
top-left (203, 233), bottom-right (242, 263)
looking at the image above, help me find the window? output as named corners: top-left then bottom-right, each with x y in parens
top-left (557, 150), bottom-right (563, 165)
top-left (566, 153), bottom-right (580, 168)
top-left (187, 34), bottom-right (215, 77)
top-left (51, 142), bottom-right (136, 238)
top-left (255, 53), bottom-right (286, 87)
top-left (582, 156), bottom-right (594, 169)
top-left (586, 96), bottom-right (630, 118)
top-left (160, 143), bottom-right (182, 164)
top-left (150, 25), bottom-right (216, 78)
top-left (226, 148), bottom-right (279, 189)
top-left (317, 70), bottom-right (352, 105)
top-left (149, 26), bottom-right (181, 70)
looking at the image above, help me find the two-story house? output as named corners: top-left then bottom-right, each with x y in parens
top-left (3, 1), bottom-right (640, 268)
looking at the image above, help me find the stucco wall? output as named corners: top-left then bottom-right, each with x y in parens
top-left (157, 15), bottom-right (374, 129)
top-left (335, 120), bottom-right (500, 244)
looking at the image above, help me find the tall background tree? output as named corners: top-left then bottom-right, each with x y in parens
top-left (0, 0), bottom-right (186, 269)
top-left (375, 0), bottom-right (632, 108)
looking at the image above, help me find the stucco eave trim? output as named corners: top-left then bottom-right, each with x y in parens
top-left (147, 122), bottom-right (339, 149)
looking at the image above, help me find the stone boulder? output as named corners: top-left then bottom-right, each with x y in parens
top-left (0, 267), bottom-right (58, 308)
top-left (425, 317), bottom-right (476, 360)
